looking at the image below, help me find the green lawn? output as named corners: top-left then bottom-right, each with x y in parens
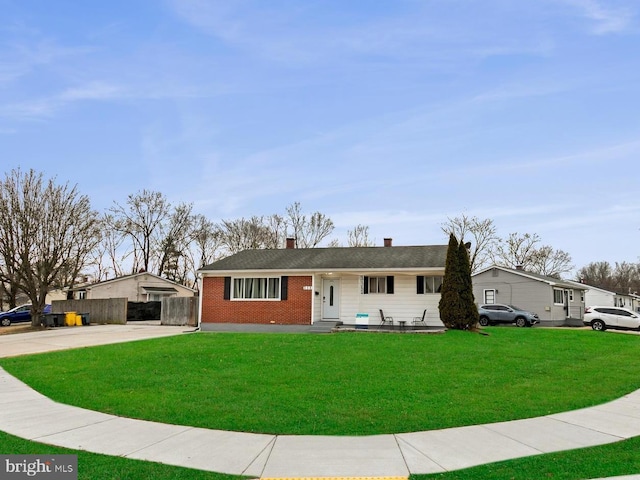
top-left (1, 328), bottom-right (639, 436)
top-left (2, 327), bottom-right (640, 479)
top-left (415, 435), bottom-right (640, 480)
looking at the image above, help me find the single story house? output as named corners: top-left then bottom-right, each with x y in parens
top-left (68, 272), bottom-right (196, 302)
top-left (564, 281), bottom-right (640, 312)
top-left (472, 265), bottom-right (587, 326)
top-left (197, 238), bottom-right (447, 330)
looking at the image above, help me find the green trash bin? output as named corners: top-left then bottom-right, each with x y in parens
top-left (80, 313), bottom-right (90, 325)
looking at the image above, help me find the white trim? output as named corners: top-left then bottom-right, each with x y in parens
top-left (483, 289), bottom-right (496, 304)
top-left (553, 288), bottom-right (565, 305)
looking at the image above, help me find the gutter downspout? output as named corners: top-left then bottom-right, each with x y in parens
top-left (197, 273), bottom-right (203, 331)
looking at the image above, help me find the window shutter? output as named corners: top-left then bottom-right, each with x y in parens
top-left (281, 276), bottom-right (288, 300)
top-left (416, 276), bottom-right (424, 294)
top-left (387, 276), bottom-right (394, 294)
top-left (363, 276), bottom-right (369, 294)
top-left (223, 277), bottom-right (231, 300)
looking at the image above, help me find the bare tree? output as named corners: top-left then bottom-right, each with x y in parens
top-left (576, 261), bottom-right (615, 290)
top-left (217, 216), bottom-right (275, 255)
top-left (348, 224), bottom-right (374, 247)
top-left (577, 261), bottom-right (640, 293)
top-left (87, 214), bottom-right (129, 281)
top-left (285, 202), bottom-right (334, 248)
top-left (491, 232), bottom-right (573, 277)
top-left (264, 214), bottom-right (287, 248)
top-left (530, 245), bottom-right (573, 278)
top-left (613, 262), bottom-right (639, 294)
top-left (441, 214), bottom-right (499, 273)
top-left (0, 168), bottom-right (100, 325)
top-left (108, 190), bottom-right (170, 273)
top-left (0, 259), bottom-right (21, 309)
top-left (156, 202), bottom-right (194, 279)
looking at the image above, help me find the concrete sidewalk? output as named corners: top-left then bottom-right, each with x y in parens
top-left (1, 325), bottom-right (640, 478)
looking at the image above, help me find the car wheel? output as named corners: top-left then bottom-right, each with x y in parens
top-left (479, 316), bottom-right (489, 327)
top-left (1, 318), bottom-right (10, 327)
top-left (515, 317), bottom-right (526, 328)
top-left (591, 319), bottom-right (606, 331)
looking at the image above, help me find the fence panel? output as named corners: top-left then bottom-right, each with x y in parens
top-left (161, 296), bottom-right (197, 326)
top-left (51, 298), bottom-right (128, 324)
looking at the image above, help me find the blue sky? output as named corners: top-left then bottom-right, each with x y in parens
top-left (1, 0), bottom-right (638, 274)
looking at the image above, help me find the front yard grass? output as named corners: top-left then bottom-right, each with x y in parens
top-left (416, 434), bottom-right (640, 480)
top-left (1, 328), bottom-right (639, 436)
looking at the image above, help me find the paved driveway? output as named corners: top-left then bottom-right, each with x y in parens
top-left (0, 322), bottom-right (190, 358)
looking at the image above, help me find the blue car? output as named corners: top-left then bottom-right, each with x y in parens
top-left (0, 304), bottom-right (51, 326)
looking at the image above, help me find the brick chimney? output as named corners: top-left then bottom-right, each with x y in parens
top-left (383, 238), bottom-right (392, 247)
top-left (286, 237), bottom-right (296, 249)
top-left (515, 265), bottom-right (523, 271)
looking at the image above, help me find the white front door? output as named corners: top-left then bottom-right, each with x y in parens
top-left (322, 278), bottom-right (340, 319)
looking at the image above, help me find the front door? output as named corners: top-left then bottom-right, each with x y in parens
top-left (322, 278), bottom-right (340, 319)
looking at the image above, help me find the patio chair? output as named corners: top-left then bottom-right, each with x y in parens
top-left (412, 309), bottom-right (427, 327)
top-left (379, 309), bottom-right (394, 327)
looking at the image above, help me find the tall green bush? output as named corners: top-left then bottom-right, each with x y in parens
top-left (439, 233), bottom-right (464, 329)
top-left (458, 239), bottom-right (479, 330)
top-left (438, 233), bottom-right (478, 330)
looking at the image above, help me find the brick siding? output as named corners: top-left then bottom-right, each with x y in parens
top-left (201, 276), bottom-right (312, 325)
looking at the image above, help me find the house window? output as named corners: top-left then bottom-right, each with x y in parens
top-left (553, 289), bottom-right (564, 305)
top-left (362, 276), bottom-right (394, 294)
top-left (232, 277), bottom-right (281, 300)
top-left (569, 290), bottom-right (574, 302)
top-left (423, 276), bottom-right (443, 293)
top-left (416, 275), bottom-right (443, 294)
top-left (580, 291), bottom-right (584, 302)
top-left (484, 289), bottom-right (496, 304)
top-left (77, 290), bottom-right (87, 300)
top-left (368, 276), bottom-right (387, 294)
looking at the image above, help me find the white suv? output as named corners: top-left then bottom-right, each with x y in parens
top-left (583, 306), bottom-right (640, 331)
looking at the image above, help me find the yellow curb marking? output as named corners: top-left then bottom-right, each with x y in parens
top-left (260, 477), bottom-right (408, 480)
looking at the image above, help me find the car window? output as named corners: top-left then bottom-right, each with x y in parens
top-left (495, 305), bottom-right (509, 311)
top-left (483, 306), bottom-right (498, 311)
top-left (596, 308), bottom-right (615, 315)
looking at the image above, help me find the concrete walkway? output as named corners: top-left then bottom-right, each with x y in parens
top-left (1, 324), bottom-right (640, 479)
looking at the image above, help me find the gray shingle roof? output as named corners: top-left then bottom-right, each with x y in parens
top-left (199, 245), bottom-right (448, 272)
top-left (474, 265), bottom-right (587, 290)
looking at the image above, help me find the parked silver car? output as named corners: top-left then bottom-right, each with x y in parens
top-left (583, 306), bottom-right (640, 331)
top-left (477, 304), bottom-right (540, 327)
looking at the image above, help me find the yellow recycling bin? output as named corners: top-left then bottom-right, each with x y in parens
top-left (64, 312), bottom-right (77, 326)
top-left (75, 314), bottom-right (83, 326)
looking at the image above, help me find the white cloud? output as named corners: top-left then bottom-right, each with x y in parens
top-left (560, 0), bottom-right (635, 34)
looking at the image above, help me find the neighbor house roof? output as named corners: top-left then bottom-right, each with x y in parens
top-left (563, 280), bottom-right (636, 297)
top-left (199, 245), bottom-right (448, 273)
top-left (473, 265), bottom-right (587, 290)
top-left (68, 272), bottom-right (196, 292)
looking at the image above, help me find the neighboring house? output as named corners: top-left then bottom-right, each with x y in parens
top-left (197, 238), bottom-right (447, 330)
top-left (565, 281), bottom-right (640, 312)
top-left (472, 265), bottom-right (587, 326)
top-left (68, 272), bottom-right (196, 302)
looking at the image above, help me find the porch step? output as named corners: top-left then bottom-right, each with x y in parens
top-left (309, 320), bottom-right (343, 333)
